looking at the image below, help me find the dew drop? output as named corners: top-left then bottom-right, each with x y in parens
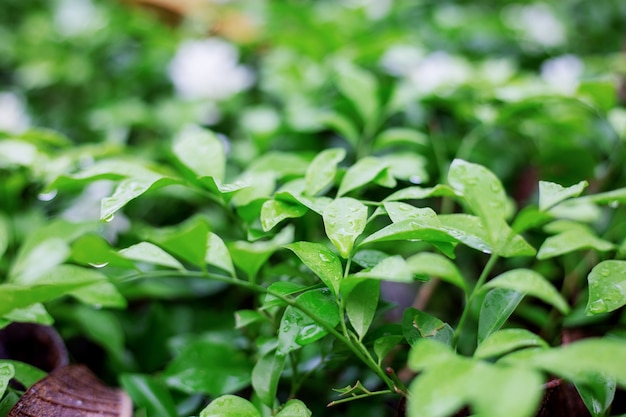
top-left (37, 190), bottom-right (58, 201)
top-left (89, 262), bottom-right (109, 268)
top-left (489, 182), bottom-right (502, 193)
top-left (318, 252), bottom-right (331, 263)
top-left (600, 268), bottom-right (611, 277)
top-left (588, 299), bottom-right (608, 314)
top-left (409, 176), bottom-right (423, 184)
top-left (103, 214), bottom-right (115, 223)
top-left (610, 201), bottom-right (619, 208)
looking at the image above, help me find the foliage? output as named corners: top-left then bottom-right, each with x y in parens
top-left (2, 1), bottom-right (626, 417)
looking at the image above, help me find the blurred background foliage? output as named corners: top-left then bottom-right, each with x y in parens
top-left (2, 1), bottom-right (626, 416)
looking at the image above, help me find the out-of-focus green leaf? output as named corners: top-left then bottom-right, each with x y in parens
top-left (0, 214), bottom-right (9, 261)
top-left (200, 395), bottom-right (260, 417)
top-left (575, 373), bottom-right (616, 417)
top-left (263, 282), bottom-right (307, 310)
top-left (0, 362), bottom-right (14, 398)
top-left (538, 180), bottom-right (587, 211)
top-left (285, 241), bottom-right (342, 296)
top-left (120, 242), bottom-right (184, 270)
top-left (346, 280), bottom-right (380, 340)
top-left (162, 339), bottom-right (252, 396)
top-left (101, 176), bottom-right (181, 221)
top-left (407, 252), bottom-right (467, 293)
top-left (383, 203), bottom-right (438, 224)
top-left (318, 112), bottom-right (359, 147)
top-left (483, 269), bottom-right (569, 314)
top-left (334, 61), bottom-right (379, 124)
top-left (252, 350), bottom-right (286, 407)
top-left (1, 303), bottom-right (53, 327)
top-left (373, 128), bottom-right (428, 150)
top-left (337, 157), bottom-right (392, 197)
top-left (501, 338), bottom-right (626, 388)
top-left (374, 335), bottom-right (404, 364)
top-left (71, 234), bottom-right (135, 269)
top-left (537, 222), bottom-right (614, 260)
top-left (353, 255), bottom-right (418, 283)
top-left (261, 199), bottom-right (308, 232)
top-left (206, 233), bottom-right (235, 276)
top-left (304, 148), bottom-right (346, 196)
top-left (474, 329), bottom-right (548, 359)
top-left (5, 360), bottom-right (46, 388)
top-left (586, 260), bottom-right (626, 315)
top-left (402, 308), bottom-right (454, 347)
top-left (10, 238), bottom-right (70, 284)
top-left (275, 399), bottom-right (312, 417)
top-left (172, 125), bottom-right (225, 180)
top-left (409, 339), bottom-right (543, 417)
top-left (379, 153), bottom-right (429, 184)
top-left (120, 374), bottom-right (178, 417)
top-left (235, 310), bottom-right (266, 329)
top-left (384, 185), bottom-right (457, 202)
top-left (229, 225), bottom-right (294, 280)
top-left (478, 288), bottom-right (524, 343)
top-left (144, 217), bottom-right (210, 267)
top-left (323, 197), bottom-right (367, 258)
top-left (578, 79), bottom-right (616, 112)
top-left (277, 289), bottom-right (340, 355)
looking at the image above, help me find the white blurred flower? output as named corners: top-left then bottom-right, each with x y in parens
top-left (54, 0), bottom-right (105, 37)
top-left (408, 52), bottom-right (472, 95)
top-left (380, 45), bottom-right (425, 77)
top-left (540, 54), bottom-right (584, 94)
top-left (0, 92), bottom-right (29, 133)
top-left (502, 3), bottom-right (566, 48)
top-left (168, 38), bottom-right (255, 101)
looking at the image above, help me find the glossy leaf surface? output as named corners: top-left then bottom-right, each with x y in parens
top-left (402, 307), bottom-right (454, 346)
top-left (200, 395), bottom-right (260, 417)
top-left (261, 199), bottom-right (308, 232)
top-left (407, 252), bottom-right (467, 293)
top-left (172, 125), bottom-right (225, 180)
top-left (337, 157), bottom-right (390, 197)
top-left (120, 374), bottom-right (178, 417)
top-left (474, 329), bottom-right (548, 359)
top-left (252, 350), bottom-right (286, 407)
top-left (478, 288), bottom-right (524, 343)
top-left (0, 363), bottom-right (13, 398)
top-left (120, 242), bottom-right (184, 270)
top-left (323, 197), bottom-right (367, 258)
top-left (586, 260), bottom-right (626, 315)
top-left (537, 222), bottom-right (613, 260)
top-left (538, 180), bottom-right (587, 211)
top-left (285, 241), bottom-right (343, 296)
top-left (304, 148), bottom-right (346, 196)
top-left (275, 399), bottom-right (312, 417)
top-left (346, 280), bottom-right (380, 340)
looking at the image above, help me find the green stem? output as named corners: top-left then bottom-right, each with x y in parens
top-left (327, 389), bottom-right (394, 407)
top-left (452, 253), bottom-right (500, 349)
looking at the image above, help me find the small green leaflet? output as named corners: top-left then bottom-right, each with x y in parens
top-left (537, 222), bottom-right (614, 260)
top-left (346, 280), bottom-right (380, 340)
top-left (538, 180), bottom-right (587, 211)
top-left (252, 350), bottom-right (286, 407)
top-left (172, 125), bottom-right (225, 180)
top-left (474, 329), bottom-right (548, 360)
top-left (199, 395), bottom-right (260, 417)
top-left (323, 197), bottom-right (367, 258)
top-left (334, 61), bottom-right (379, 124)
top-left (478, 288), bottom-right (524, 343)
top-left (337, 157), bottom-right (393, 197)
top-left (285, 242), bottom-right (342, 296)
top-left (586, 260), bottom-right (626, 315)
top-left (304, 148), bottom-right (346, 196)
top-left (261, 199), bottom-right (308, 232)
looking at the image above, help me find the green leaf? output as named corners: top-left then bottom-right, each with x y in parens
top-left (352, 249), bottom-right (388, 269)
top-left (261, 199), bottom-right (308, 232)
top-left (206, 233), bottom-right (235, 276)
top-left (383, 202), bottom-right (438, 223)
top-left (402, 308), bottom-right (454, 347)
top-left (64, 305), bottom-right (126, 363)
top-left (285, 241), bottom-right (342, 296)
top-left (538, 180), bottom-right (587, 211)
top-left (120, 374), bottom-right (178, 417)
top-left (277, 289), bottom-right (340, 355)
top-left (379, 152), bottom-right (429, 184)
top-left (235, 310), bottom-right (266, 329)
top-left (252, 350), bottom-right (286, 407)
top-left (575, 373), bottom-right (616, 417)
top-left (406, 252), bottom-right (467, 293)
top-left (10, 238), bottom-right (70, 284)
top-left (323, 197), bottom-right (367, 258)
top-left (162, 339), bottom-right (252, 395)
top-left (101, 176), bottom-right (180, 221)
top-left (478, 288), bottom-right (524, 343)
top-left (474, 329), bottom-right (548, 360)
top-left (0, 391), bottom-right (19, 415)
top-left (0, 214), bottom-right (9, 261)
top-left (120, 242), bottom-right (184, 270)
top-left (71, 235), bottom-right (135, 269)
top-left (334, 61), bottom-right (379, 123)
top-left (200, 395), bottom-right (261, 417)
top-left (373, 127), bottom-right (428, 150)
top-left (144, 217), bottom-right (210, 267)
top-left (537, 222), bottom-right (614, 260)
top-left (483, 269), bottom-right (570, 314)
top-left (586, 260), bottom-right (626, 315)
top-left (346, 280), bottom-right (380, 340)
top-left (263, 282), bottom-right (307, 310)
top-left (353, 255), bottom-right (426, 283)
top-left (275, 399), bottom-right (312, 417)
top-left (304, 148), bottom-right (346, 196)
top-left (501, 338), bottom-right (626, 388)
top-left (337, 157), bottom-right (391, 197)
top-left (230, 226), bottom-right (294, 280)
top-left (408, 340), bottom-right (543, 417)
top-left (4, 360), bottom-right (46, 388)
top-left (172, 125), bottom-right (225, 180)
top-left (318, 112), bottom-right (359, 147)
top-left (578, 79), bottom-right (616, 112)
top-left (361, 218), bottom-right (458, 248)
top-left (374, 335), bottom-right (404, 364)
top-left (384, 184), bottom-right (457, 202)
top-left (0, 362), bottom-right (14, 398)
top-left (1, 303), bottom-right (54, 327)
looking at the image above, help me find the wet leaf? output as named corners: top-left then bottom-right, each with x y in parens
top-left (586, 260), bottom-right (626, 315)
top-left (261, 199), bottom-right (308, 231)
top-left (0, 362), bottom-right (14, 398)
top-left (172, 125), bottom-right (225, 180)
top-left (538, 180), bottom-right (587, 211)
top-left (335, 61), bottom-right (379, 123)
top-left (575, 373), bottom-right (616, 417)
top-left (384, 184), bottom-right (457, 202)
top-left (323, 197), bottom-right (367, 258)
top-left (354, 255), bottom-right (420, 283)
top-left (143, 217), bottom-right (210, 267)
top-left (101, 176), bottom-right (180, 221)
top-left (346, 280), bottom-right (380, 340)
top-left (402, 308), bottom-right (454, 347)
top-left (373, 127), bottom-right (428, 150)
top-left (199, 395), bottom-right (260, 417)
top-left (252, 350), bottom-right (286, 407)
top-left (304, 148), bottom-right (346, 196)
top-left (285, 241), bottom-right (342, 296)
top-left (484, 269), bottom-right (569, 314)
top-left (1, 360), bottom-right (45, 389)
top-left (206, 233), bottom-right (235, 276)
top-left (229, 226), bottom-right (294, 280)
top-left (337, 157), bottom-right (391, 197)
top-left (374, 335), bottom-right (404, 364)
top-left (537, 223), bottom-right (614, 260)
top-left (478, 288), bottom-right (524, 343)
top-left (1, 303), bottom-right (54, 327)
top-left (263, 281), bottom-right (307, 310)
top-left (407, 252), bottom-right (467, 293)
top-left (474, 329), bottom-right (548, 359)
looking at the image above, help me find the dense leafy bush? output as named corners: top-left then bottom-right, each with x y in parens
top-left (2, 1), bottom-right (626, 416)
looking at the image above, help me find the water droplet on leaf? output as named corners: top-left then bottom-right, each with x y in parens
top-left (588, 299), bottom-right (608, 314)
